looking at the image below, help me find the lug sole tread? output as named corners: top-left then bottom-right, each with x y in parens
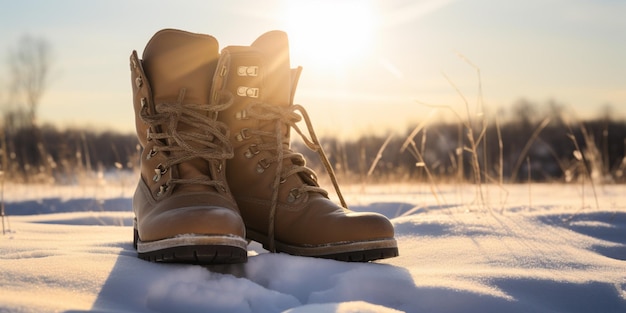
top-left (246, 228), bottom-right (399, 262)
top-left (134, 228), bottom-right (247, 264)
top-left (138, 245), bottom-right (248, 264)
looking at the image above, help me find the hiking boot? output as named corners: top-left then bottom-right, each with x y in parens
top-left (130, 29), bottom-right (247, 264)
top-left (212, 30), bottom-right (398, 262)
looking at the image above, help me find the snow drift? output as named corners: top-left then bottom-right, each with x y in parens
top-left (1, 183), bottom-right (625, 312)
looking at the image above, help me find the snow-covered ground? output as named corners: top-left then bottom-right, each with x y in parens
top-left (1, 181), bottom-right (625, 313)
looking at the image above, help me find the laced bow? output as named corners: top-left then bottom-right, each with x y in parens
top-left (246, 101), bottom-right (348, 252)
top-left (140, 89), bottom-right (233, 193)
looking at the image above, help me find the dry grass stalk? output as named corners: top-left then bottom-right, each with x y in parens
top-left (1, 126), bottom-right (7, 235)
top-left (561, 115), bottom-right (601, 222)
top-left (509, 117), bottom-right (551, 182)
top-left (366, 133), bottom-right (394, 178)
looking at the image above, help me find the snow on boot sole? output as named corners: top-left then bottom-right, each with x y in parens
top-left (134, 227), bottom-right (247, 264)
top-left (247, 228), bottom-right (399, 262)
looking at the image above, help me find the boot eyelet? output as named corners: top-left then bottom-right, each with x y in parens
top-left (236, 128), bottom-right (251, 142)
top-left (279, 177), bottom-right (286, 184)
top-left (237, 66), bottom-right (259, 77)
top-left (236, 86), bottom-right (260, 98)
top-left (156, 183), bottom-right (169, 197)
top-left (139, 98), bottom-right (149, 117)
top-left (235, 110), bottom-right (248, 120)
top-left (146, 147), bottom-right (157, 160)
top-left (256, 159), bottom-right (271, 173)
top-left (153, 163), bottom-right (168, 182)
top-left (135, 76), bottom-right (143, 88)
top-left (244, 144), bottom-right (259, 159)
top-left (237, 66), bottom-right (246, 76)
top-left (287, 188), bottom-right (302, 203)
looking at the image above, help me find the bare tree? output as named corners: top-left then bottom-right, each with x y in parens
top-left (5, 35), bottom-right (54, 181)
top-left (8, 35), bottom-right (52, 127)
top-left (511, 98), bottom-right (538, 131)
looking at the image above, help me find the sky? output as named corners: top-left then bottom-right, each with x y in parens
top-left (0, 0), bottom-right (624, 138)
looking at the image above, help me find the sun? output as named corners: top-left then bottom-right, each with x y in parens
top-left (283, 0), bottom-right (378, 68)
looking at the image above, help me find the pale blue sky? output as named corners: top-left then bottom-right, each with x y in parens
top-left (1, 0), bottom-right (624, 138)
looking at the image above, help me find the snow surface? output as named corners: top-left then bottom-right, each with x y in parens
top-left (1, 182), bottom-right (625, 313)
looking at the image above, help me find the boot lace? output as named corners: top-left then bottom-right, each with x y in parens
top-left (246, 101), bottom-right (348, 252)
top-left (140, 89), bottom-right (233, 194)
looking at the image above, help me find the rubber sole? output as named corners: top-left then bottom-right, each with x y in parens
top-left (246, 229), bottom-right (399, 262)
top-left (134, 228), bottom-right (248, 264)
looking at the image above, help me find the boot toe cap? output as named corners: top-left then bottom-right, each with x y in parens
top-left (139, 205), bottom-right (245, 242)
top-left (279, 197), bottom-right (396, 246)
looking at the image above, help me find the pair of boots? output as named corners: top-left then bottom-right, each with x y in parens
top-left (130, 29), bottom-right (398, 264)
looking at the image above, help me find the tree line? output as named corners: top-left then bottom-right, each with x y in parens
top-left (300, 112), bottom-right (626, 184)
top-left (1, 105), bottom-right (624, 184)
top-left (1, 125), bottom-right (139, 183)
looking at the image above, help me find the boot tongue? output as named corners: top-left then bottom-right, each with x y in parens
top-left (247, 31), bottom-right (295, 151)
top-left (251, 32), bottom-right (319, 188)
top-left (142, 29), bottom-right (218, 113)
top-left (252, 31), bottom-right (292, 107)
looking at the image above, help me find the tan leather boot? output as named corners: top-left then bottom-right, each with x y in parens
top-left (130, 29), bottom-right (247, 264)
top-left (212, 31), bottom-right (398, 262)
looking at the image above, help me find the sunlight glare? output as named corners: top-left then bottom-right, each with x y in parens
top-left (283, 0), bottom-right (377, 68)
